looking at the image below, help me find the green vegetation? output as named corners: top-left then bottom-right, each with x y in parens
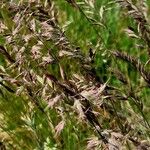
top-left (0, 0), bottom-right (150, 149)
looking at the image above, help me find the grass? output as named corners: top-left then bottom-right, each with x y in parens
top-left (0, 0), bottom-right (150, 149)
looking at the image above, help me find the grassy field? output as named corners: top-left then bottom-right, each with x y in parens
top-left (0, 0), bottom-right (150, 149)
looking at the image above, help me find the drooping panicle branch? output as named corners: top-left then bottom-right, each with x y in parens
top-left (112, 50), bottom-right (150, 85)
